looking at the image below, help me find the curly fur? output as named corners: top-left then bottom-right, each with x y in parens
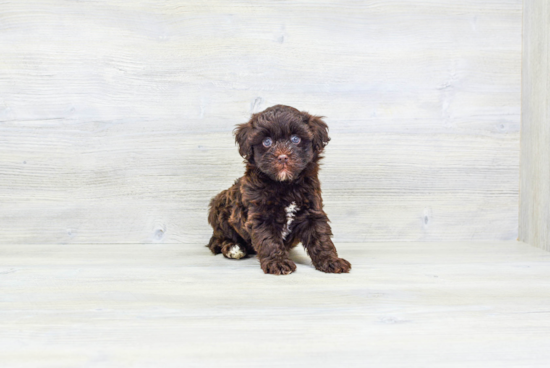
top-left (206, 105), bottom-right (351, 275)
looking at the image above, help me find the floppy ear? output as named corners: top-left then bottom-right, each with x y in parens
top-left (305, 114), bottom-right (330, 152)
top-left (234, 121), bottom-right (254, 160)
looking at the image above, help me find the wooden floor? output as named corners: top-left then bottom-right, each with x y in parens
top-left (2, 241), bottom-right (550, 367)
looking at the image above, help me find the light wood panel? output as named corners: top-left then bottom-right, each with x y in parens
top-left (0, 1), bottom-right (521, 243)
top-left (1, 241), bottom-right (550, 367)
top-left (520, 0), bottom-right (550, 251)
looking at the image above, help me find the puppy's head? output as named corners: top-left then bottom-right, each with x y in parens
top-left (234, 105), bottom-right (330, 182)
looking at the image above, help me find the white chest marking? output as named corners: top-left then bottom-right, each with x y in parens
top-left (281, 202), bottom-right (300, 240)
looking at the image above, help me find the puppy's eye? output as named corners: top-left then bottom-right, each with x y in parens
top-left (262, 137), bottom-right (273, 147)
top-left (290, 135), bottom-right (301, 144)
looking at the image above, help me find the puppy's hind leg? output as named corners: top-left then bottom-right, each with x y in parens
top-left (207, 235), bottom-right (247, 259)
top-left (207, 189), bottom-right (249, 260)
top-left (207, 235), bottom-right (223, 255)
top-left (221, 240), bottom-right (247, 260)
top-left (207, 220), bottom-right (249, 260)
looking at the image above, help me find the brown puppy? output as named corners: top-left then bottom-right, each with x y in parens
top-left (207, 105), bottom-right (351, 275)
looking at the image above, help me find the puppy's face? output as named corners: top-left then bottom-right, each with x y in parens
top-left (235, 105), bottom-right (330, 182)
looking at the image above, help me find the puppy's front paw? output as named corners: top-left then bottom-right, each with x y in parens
top-left (261, 258), bottom-right (297, 275)
top-left (315, 257), bottom-right (351, 274)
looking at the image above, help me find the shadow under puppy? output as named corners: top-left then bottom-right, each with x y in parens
top-left (207, 105), bottom-right (351, 275)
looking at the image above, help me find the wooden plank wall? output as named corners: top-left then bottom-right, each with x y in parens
top-left (520, 0), bottom-right (550, 251)
top-left (0, 1), bottom-right (521, 244)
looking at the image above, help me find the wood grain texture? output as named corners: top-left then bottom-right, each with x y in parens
top-left (520, 0), bottom-right (550, 251)
top-left (0, 1), bottom-right (521, 243)
top-left (1, 241), bottom-right (550, 367)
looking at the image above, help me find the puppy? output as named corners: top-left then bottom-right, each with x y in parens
top-left (207, 105), bottom-right (351, 275)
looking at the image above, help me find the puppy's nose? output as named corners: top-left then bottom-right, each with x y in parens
top-left (278, 154), bottom-right (289, 163)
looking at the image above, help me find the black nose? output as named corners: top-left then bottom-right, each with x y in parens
top-left (278, 154), bottom-right (288, 163)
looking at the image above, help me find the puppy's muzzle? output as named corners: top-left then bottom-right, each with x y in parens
top-left (278, 154), bottom-right (289, 165)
